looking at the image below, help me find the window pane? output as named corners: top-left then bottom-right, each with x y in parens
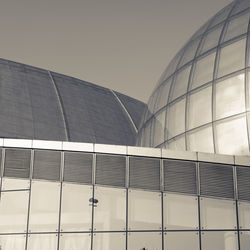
top-left (200, 197), bottom-right (237, 229)
top-left (128, 232), bottom-right (162, 250)
top-left (60, 233), bottom-right (91, 250)
top-left (93, 233), bottom-right (126, 250)
top-left (199, 25), bottom-right (223, 54)
top-left (152, 111), bottom-right (166, 147)
top-left (170, 65), bottom-right (191, 101)
top-left (215, 73), bottom-right (245, 120)
top-left (167, 98), bottom-right (186, 139)
top-left (187, 125), bottom-right (214, 153)
top-left (188, 85), bottom-right (212, 129)
top-left (94, 186), bottom-right (126, 231)
top-left (164, 232), bottom-right (199, 250)
top-left (247, 71), bottom-right (250, 110)
top-left (191, 52), bottom-right (215, 89)
top-left (0, 191), bottom-right (29, 233)
top-left (60, 183), bottom-right (92, 232)
top-left (167, 135), bottom-right (186, 151)
top-left (29, 181), bottom-right (60, 232)
top-left (217, 38), bottom-right (246, 78)
top-left (215, 115), bottom-right (249, 155)
top-left (238, 202), bottom-right (250, 229)
top-left (1, 178), bottom-right (30, 191)
top-left (163, 193), bottom-right (198, 230)
top-left (201, 231), bottom-right (238, 250)
top-left (179, 39), bottom-right (200, 68)
top-left (27, 234), bottom-right (58, 250)
top-left (240, 231), bottom-right (250, 250)
top-left (223, 13), bottom-right (250, 42)
top-left (0, 234), bottom-right (26, 250)
top-left (128, 189), bottom-right (161, 230)
top-left (154, 78), bottom-right (172, 111)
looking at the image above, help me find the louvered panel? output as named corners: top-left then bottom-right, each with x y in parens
top-left (64, 152), bottom-right (92, 184)
top-left (96, 154), bottom-right (126, 187)
top-left (129, 156), bottom-right (160, 190)
top-left (236, 166), bottom-right (250, 201)
top-left (4, 149), bottom-right (30, 178)
top-left (164, 159), bottom-right (197, 194)
top-left (199, 162), bottom-right (234, 199)
top-left (33, 150), bottom-right (61, 181)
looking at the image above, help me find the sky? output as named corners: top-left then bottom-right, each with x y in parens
top-left (0, 0), bottom-right (232, 103)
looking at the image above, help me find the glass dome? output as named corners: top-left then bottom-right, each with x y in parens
top-left (138, 0), bottom-right (250, 155)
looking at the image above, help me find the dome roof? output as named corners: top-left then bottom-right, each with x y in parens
top-left (138, 0), bottom-right (250, 155)
top-left (0, 58), bottom-right (146, 145)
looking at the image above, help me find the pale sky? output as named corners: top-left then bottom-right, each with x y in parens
top-left (0, 0), bottom-right (232, 102)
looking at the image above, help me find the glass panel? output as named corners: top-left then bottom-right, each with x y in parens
top-left (179, 39), bottom-right (201, 68)
top-left (60, 233), bottom-right (91, 250)
top-left (93, 233), bottom-right (126, 250)
top-left (188, 85), bottom-right (212, 129)
top-left (240, 231), bottom-right (250, 250)
top-left (29, 181), bottom-right (60, 232)
top-left (215, 73), bottom-right (245, 120)
top-left (199, 25), bottom-right (223, 54)
top-left (167, 98), bottom-right (186, 139)
top-left (200, 197), bottom-right (237, 229)
top-left (187, 125), bottom-right (214, 153)
top-left (170, 65), bottom-right (191, 101)
top-left (201, 231), bottom-right (238, 250)
top-left (60, 183), bottom-right (92, 232)
top-left (164, 232), bottom-right (199, 250)
top-left (247, 71), bottom-right (250, 110)
top-left (94, 186), bottom-right (126, 231)
top-left (223, 12), bottom-right (250, 42)
top-left (128, 189), bottom-right (161, 230)
top-left (0, 234), bottom-right (26, 250)
top-left (152, 111), bottom-right (166, 147)
top-left (191, 52), bottom-right (215, 89)
top-left (2, 178), bottom-right (30, 190)
top-left (128, 232), bottom-right (162, 250)
top-left (238, 202), bottom-right (250, 229)
top-left (154, 78), bottom-right (172, 111)
top-left (167, 135), bottom-right (186, 151)
top-left (215, 115), bottom-right (249, 155)
top-left (163, 193), bottom-right (198, 230)
top-left (27, 234), bottom-right (58, 250)
top-left (0, 191), bottom-right (29, 233)
top-left (217, 38), bottom-right (246, 78)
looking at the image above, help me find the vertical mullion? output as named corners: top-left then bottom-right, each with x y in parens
top-left (91, 153), bottom-right (96, 250)
top-left (25, 149), bottom-right (34, 250)
top-left (57, 151), bottom-right (64, 250)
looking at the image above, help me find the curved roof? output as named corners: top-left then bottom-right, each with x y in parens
top-left (0, 58), bottom-right (146, 146)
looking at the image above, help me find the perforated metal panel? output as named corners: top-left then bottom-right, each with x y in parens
top-left (163, 159), bottom-right (197, 194)
top-left (4, 148), bottom-right (31, 178)
top-left (33, 150), bottom-right (61, 181)
top-left (96, 154), bottom-right (126, 187)
top-left (199, 162), bottom-right (234, 199)
top-left (129, 156), bottom-right (160, 190)
top-left (236, 166), bottom-right (250, 201)
top-left (64, 152), bottom-right (93, 184)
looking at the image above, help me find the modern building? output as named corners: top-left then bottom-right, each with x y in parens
top-left (0, 0), bottom-right (250, 250)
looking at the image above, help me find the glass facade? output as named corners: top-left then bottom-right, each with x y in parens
top-left (0, 141), bottom-right (250, 250)
top-left (138, 0), bottom-right (250, 155)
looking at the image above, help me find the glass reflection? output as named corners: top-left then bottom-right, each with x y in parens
top-left (94, 186), bottom-right (126, 231)
top-left (60, 183), bottom-right (92, 232)
top-left (27, 234), bottom-right (57, 250)
top-left (29, 181), bottom-right (60, 232)
top-left (0, 191), bottom-right (29, 233)
top-left (0, 234), bottom-right (26, 250)
top-left (60, 233), bottom-right (91, 250)
top-left (128, 189), bottom-right (161, 230)
top-left (93, 233), bottom-right (126, 250)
